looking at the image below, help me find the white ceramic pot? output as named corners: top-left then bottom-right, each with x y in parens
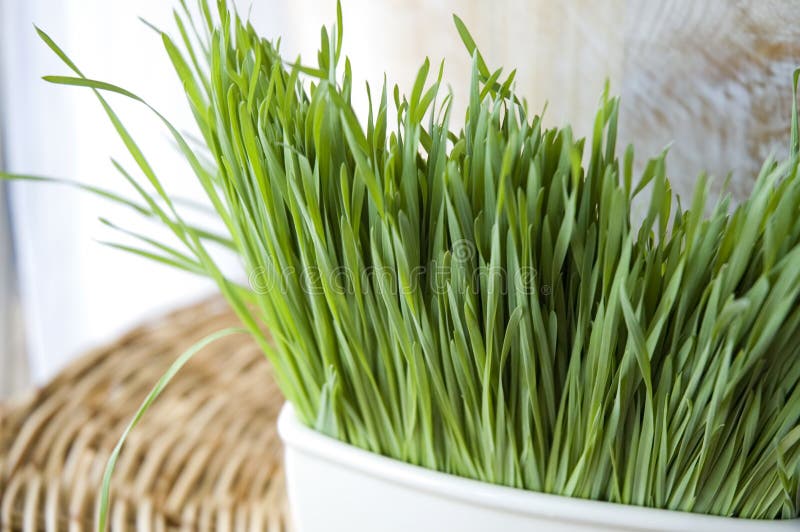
top-left (278, 403), bottom-right (800, 532)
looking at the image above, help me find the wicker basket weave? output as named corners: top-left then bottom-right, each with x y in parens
top-left (0, 298), bottom-right (290, 531)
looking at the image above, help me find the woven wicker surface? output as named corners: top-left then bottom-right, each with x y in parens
top-left (0, 298), bottom-right (289, 531)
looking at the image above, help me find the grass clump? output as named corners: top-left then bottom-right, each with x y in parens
top-left (5, 0), bottom-right (800, 522)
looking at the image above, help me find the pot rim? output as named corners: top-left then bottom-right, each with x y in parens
top-left (278, 402), bottom-right (799, 531)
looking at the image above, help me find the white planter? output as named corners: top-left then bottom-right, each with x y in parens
top-left (278, 403), bottom-right (800, 532)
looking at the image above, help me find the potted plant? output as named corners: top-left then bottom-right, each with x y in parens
top-left (4, 1), bottom-right (800, 530)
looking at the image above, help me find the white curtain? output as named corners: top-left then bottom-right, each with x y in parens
top-left (2, 1), bottom-right (225, 382)
top-left (1, 108), bottom-right (28, 396)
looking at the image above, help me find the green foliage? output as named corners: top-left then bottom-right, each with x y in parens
top-left (5, 1), bottom-right (800, 522)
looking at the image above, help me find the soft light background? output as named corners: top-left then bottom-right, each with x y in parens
top-left (2, 0), bottom-right (798, 385)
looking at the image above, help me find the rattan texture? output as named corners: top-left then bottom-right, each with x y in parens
top-left (1, 298), bottom-right (289, 531)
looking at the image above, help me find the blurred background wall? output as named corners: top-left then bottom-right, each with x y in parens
top-left (1, 0), bottom-right (799, 387)
top-left (0, 101), bottom-right (28, 398)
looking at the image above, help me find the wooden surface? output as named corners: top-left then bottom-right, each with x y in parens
top-left (277, 0), bottom-right (800, 202)
top-left (618, 0), bottom-right (800, 200)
